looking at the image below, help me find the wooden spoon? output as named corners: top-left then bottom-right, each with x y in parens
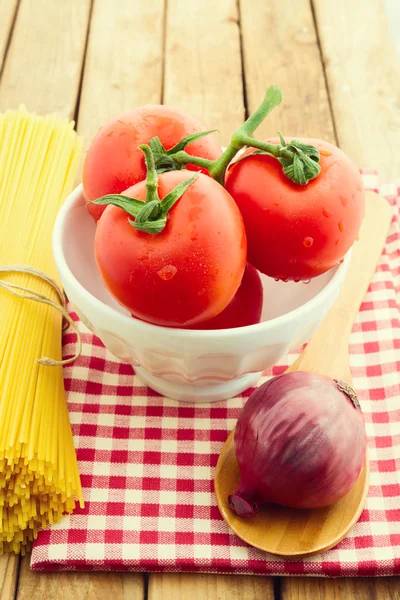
top-left (214, 191), bottom-right (393, 557)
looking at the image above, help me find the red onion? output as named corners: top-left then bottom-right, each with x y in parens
top-left (229, 372), bottom-right (366, 516)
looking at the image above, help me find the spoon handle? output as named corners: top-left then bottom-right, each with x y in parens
top-left (289, 191), bottom-right (393, 382)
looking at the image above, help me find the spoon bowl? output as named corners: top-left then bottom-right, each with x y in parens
top-left (215, 431), bottom-right (369, 556)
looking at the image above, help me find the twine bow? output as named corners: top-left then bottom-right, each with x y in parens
top-left (0, 265), bottom-right (81, 366)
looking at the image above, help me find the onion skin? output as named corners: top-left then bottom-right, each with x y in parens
top-left (229, 372), bottom-right (367, 516)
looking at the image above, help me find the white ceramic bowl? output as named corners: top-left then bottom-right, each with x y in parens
top-left (53, 185), bottom-right (350, 403)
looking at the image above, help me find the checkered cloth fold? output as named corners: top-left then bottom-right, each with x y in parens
top-left (31, 172), bottom-right (400, 576)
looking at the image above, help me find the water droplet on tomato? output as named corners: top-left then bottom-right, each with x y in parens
top-left (279, 274), bottom-right (288, 282)
top-left (303, 279), bottom-right (311, 284)
top-left (340, 196), bottom-right (349, 207)
top-left (303, 236), bottom-right (313, 248)
top-left (294, 276), bottom-right (301, 283)
top-left (157, 265), bottom-right (178, 281)
top-left (289, 257), bottom-right (296, 264)
top-left (273, 201), bottom-right (279, 207)
top-left (338, 220), bottom-right (345, 232)
top-left (339, 258), bottom-right (344, 264)
top-left (107, 130), bottom-right (113, 137)
top-left (335, 239), bottom-right (340, 245)
top-left (274, 277), bottom-right (280, 282)
top-left (322, 208), bottom-right (332, 218)
top-left (190, 229), bottom-right (199, 241)
top-left (316, 262), bottom-right (322, 269)
top-left (320, 150), bottom-right (332, 157)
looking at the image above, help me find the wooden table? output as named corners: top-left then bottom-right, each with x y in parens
top-left (1, 1), bottom-right (400, 598)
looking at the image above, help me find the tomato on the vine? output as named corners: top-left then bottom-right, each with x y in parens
top-left (94, 168), bottom-right (246, 328)
top-left (189, 264), bottom-right (263, 330)
top-left (225, 138), bottom-right (365, 281)
top-left (83, 105), bottom-right (222, 222)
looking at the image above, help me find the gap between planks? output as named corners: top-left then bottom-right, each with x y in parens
top-left (0, 0), bottom-right (19, 82)
top-left (0, 0), bottom-right (92, 117)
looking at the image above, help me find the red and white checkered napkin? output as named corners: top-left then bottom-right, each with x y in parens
top-left (31, 172), bottom-right (400, 576)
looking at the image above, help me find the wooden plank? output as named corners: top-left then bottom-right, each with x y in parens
top-left (16, 555), bottom-right (144, 600)
top-left (77, 0), bottom-right (165, 157)
top-left (11, 2), bottom-right (154, 598)
top-left (313, 0), bottom-right (400, 179)
top-left (385, 0), bottom-right (400, 56)
top-left (148, 573), bottom-right (274, 600)
top-left (1, 4), bottom-right (91, 599)
top-left (12, 3), bottom-right (164, 595)
top-left (239, 0), bottom-right (335, 142)
top-left (148, 2), bottom-right (265, 597)
top-left (281, 576), bottom-right (400, 599)
top-left (0, 554), bottom-right (19, 600)
top-left (164, 0), bottom-right (244, 144)
top-left (0, 0), bottom-right (91, 117)
top-left (0, 0), bottom-right (18, 73)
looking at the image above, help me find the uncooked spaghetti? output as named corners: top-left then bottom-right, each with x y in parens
top-left (0, 107), bottom-right (83, 554)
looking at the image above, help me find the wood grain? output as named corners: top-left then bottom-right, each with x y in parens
top-left (148, 573), bottom-right (274, 600)
top-left (16, 555), bottom-right (144, 600)
top-left (77, 0), bottom-right (165, 157)
top-left (0, 0), bottom-right (18, 74)
top-left (0, 554), bottom-right (19, 600)
top-left (214, 191), bottom-right (392, 557)
top-left (0, 0), bottom-right (91, 116)
top-left (164, 0), bottom-right (244, 144)
top-left (239, 0), bottom-right (335, 142)
top-left (313, 0), bottom-right (400, 179)
top-left (281, 576), bottom-right (400, 599)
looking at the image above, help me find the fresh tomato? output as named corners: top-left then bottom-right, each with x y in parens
top-left (189, 264), bottom-right (263, 330)
top-left (225, 139), bottom-right (365, 281)
top-left (94, 171), bottom-right (246, 327)
top-left (83, 105), bottom-right (222, 222)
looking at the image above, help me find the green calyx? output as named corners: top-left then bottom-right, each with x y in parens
top-left (149, 85), bottom-right (321, 186)
top-left (149, 129), bottom-right (216, 174)
top-left (88, 144), bottom-right (198, 234)
top-left (231, 133), bottom-right (321, 185)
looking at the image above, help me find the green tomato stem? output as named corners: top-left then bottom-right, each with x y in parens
top-left (163, 150), bottom-right (215, 172)
top-left (139, 144), bottom-right (160, 203)
top-left (233, 135), bottom-right (290, 158)
top-left (206, 86), bottom-right (284, 185)
top-left (165, 86), bottom-right (284, 185)
top-left (155, 85), bottom-right (321, 186)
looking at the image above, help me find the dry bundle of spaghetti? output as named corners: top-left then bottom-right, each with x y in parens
top-left (0, 107), bottom-right (83, 554)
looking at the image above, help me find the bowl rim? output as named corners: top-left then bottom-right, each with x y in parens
top-left (53, 184), bottom-right (351, 341)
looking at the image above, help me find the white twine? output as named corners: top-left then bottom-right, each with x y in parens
top-left (0, 265), bottom-right (82, 366)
